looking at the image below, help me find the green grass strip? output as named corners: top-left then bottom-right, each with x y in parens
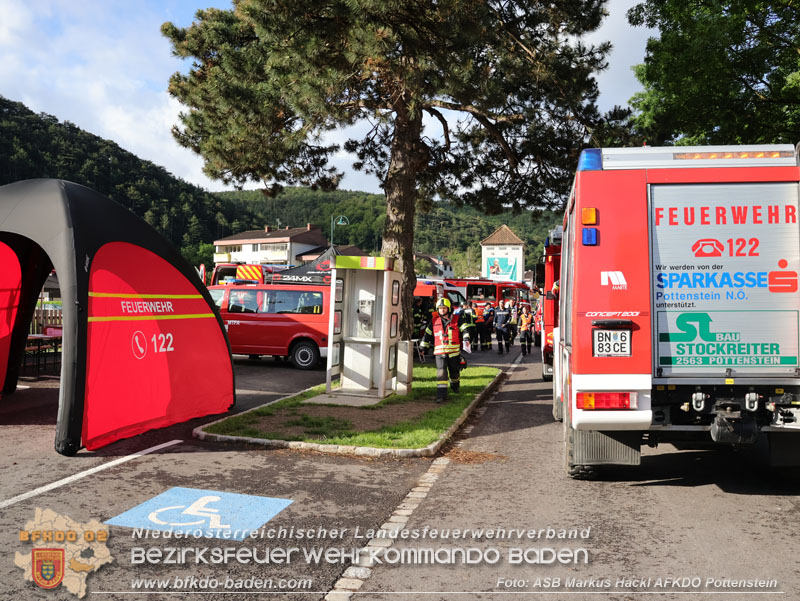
top-left (204, 365), bottom-right (499, 449)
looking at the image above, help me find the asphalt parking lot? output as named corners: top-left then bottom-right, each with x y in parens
top-left (3, 349), bottom-right (799, 601)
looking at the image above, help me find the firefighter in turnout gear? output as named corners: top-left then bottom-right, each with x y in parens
top-left (460, 301), bottom-right (477, 351)
top-left (518, 304), bottom-right (534, 356)
top-left (420, 297), bottom-right (463, 402)
top-left (474, 302), bottom-right (486, 351)
top-left (483, 303), bottom-right (495, 350)
top-left (412, 296), bottom-right (427, 339)
top-left (493, 300), bottom-right (512, 355)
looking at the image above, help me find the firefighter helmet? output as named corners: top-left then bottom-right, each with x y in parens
top-left (436, 297), bottom-right (451, 310)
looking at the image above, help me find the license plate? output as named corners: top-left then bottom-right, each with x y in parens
top-left (593, 329), bottom-right (631, 357)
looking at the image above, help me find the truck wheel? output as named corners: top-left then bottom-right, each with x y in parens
top-left (552, 387), bottom-right (563, 422)
top-left (290, 341), bottom-right (320, 370)
top-left (565, 426), bottom-right (597, 480)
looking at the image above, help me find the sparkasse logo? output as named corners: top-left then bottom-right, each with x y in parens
top-left (601, 271), bottom-right (627, 290)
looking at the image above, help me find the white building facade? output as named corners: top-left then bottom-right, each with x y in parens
top-left (213, 224), bottom-right (329, 266)
top-left (480, 225), bottom-right (525, 282)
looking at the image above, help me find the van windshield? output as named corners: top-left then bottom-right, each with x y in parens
top-left (208, 289), bottom-right (224, 308)
top-left (466, 284), bottom-right (495, 300)
top-left (447, 291), bottom-right (466, 308)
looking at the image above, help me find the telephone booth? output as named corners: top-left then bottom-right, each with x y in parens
top-left (325, 256), bottom-right (406, 398)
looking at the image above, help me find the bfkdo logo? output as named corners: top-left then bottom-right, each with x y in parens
top-left (32, 548), bottom-right (65, 589)
top-left (15, 508), bottom-right (113, 598)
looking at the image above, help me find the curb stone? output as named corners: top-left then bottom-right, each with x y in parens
top-left (193, 369), bottom-right (505, 458)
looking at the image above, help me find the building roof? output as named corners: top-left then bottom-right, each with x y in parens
top-left (414, 253), bottom-right (452, 275)
top-left (214, 224), bottom-right (328, 246)
top-left (296, 245), bottom-right (368, 262)
top-left (480, 224), bottom-right (525, 246)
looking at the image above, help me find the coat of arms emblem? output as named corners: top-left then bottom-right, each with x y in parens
top-left (32, 548), bottom-right (65, 589)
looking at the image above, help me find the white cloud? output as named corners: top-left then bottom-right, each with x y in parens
top-left (0, 0), bottom-right (656, 195)
top-left (588, 0), bottom-right (656, 112)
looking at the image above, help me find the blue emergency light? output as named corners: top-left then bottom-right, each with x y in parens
top-left (582, 228), bottom-right (598, 245)
top-left (577, 149), bottom-right (603, 171)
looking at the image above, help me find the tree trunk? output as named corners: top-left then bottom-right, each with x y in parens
top-left (381, 103), bottom-right (425, 340)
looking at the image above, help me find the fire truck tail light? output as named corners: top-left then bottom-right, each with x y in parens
top-left (581, 208), bottom-right (597, 225)
top-left (577, 392), bottom-right (637, 410)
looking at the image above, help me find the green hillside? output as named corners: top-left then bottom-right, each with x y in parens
top-left (0, 95), bottom-right (259, 266)
top-left (1, 95), bottom-right (561, 276)
top-left (221, 188), bottom-right (561, 277)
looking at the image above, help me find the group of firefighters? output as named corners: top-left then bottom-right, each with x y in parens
top-left (416, 296), bottom-right (536, 402)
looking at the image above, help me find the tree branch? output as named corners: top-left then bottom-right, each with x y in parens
top-left (427, 99), bottom-right (524, 123)
top-left (424, 106), bottom-right (451, 150)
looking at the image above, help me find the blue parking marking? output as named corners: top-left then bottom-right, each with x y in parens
top-left (106, 487), bottom-right (293, 540)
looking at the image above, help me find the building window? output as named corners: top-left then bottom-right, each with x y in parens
top-left (259, 243), bottom-right (289, 260)
top-left (260, 243), bottom-right (288, 252)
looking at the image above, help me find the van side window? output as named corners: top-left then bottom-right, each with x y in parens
top-left (229, 290), bottom-right (258, 313)
top-left (260, 290), bottom-right (324, 314)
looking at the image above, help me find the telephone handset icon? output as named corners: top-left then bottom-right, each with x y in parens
top-left (132, 331), bottom-right (148, 359)
top-left (691, 238), bottom-right (724, 258)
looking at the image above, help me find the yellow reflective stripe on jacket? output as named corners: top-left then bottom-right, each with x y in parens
top-left (434, 342), bottom-right (461, 354)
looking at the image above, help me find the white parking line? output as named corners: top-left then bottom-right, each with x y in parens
top-left (0, 439), bottom-right (182, 510)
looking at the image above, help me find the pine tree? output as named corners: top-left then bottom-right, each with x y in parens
top-left (162, 1), bottom-right (620, 336)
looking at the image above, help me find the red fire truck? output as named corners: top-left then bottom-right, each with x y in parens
top-left (552, 144), bottom-right (800, 477)
top-left (540, 226), bottom-right (562, 381)
top-left (445, 278), bottom-right (532, 310)
top-left (210, 263), bottom-right (287, 286)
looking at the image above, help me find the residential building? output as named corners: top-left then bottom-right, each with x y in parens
top-left (213, 224), bottom-right (329, 267)
top-left (481, 225), bottom-right (525, 282)
top-left (414, 253), bottom-right (454, 278)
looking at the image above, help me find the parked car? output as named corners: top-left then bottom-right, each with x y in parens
top-left (208, 283), bottom-right (328, 369)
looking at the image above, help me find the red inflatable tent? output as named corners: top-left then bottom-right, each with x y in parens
top-left (0, 180), bottom-right (235, 455)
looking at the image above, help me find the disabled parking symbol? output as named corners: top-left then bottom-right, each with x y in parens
top-left (147, 495), bottom-right (231, 529)
top-left (106, 487), bottom-right (292, 540)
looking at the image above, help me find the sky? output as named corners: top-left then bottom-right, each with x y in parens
top-left (0, 0), bottom-right (654, 195)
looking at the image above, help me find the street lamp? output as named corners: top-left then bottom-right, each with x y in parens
top-left (330, 214), bottom-right (350, 247)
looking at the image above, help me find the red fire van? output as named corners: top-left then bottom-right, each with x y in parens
top-left (208, 283), bottom-right (328, 369)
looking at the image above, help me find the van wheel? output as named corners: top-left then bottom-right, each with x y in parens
top-left (290, 341), bottom-right (320, 370)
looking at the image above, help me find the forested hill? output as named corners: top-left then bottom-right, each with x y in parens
top-left (220, 188), bottom-right (560, 276)
top-left (1, 95), bottom-right (560, 275)
top-left (0, 95), bottom-right (259, 265)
